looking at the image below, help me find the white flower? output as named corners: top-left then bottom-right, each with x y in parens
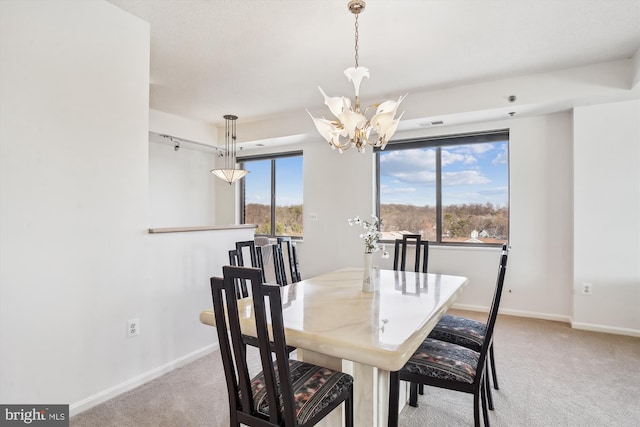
top-left (348, 214), bottom-right (385, 254)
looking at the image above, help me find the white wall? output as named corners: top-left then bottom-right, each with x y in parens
top-left (148, 109), bottom-right (238, 226)
top-left (0, 0), bottom-right (253, 412)
top-left (149, 109), bottom-right (217, 146)
top-left (149, 140), bottom-right (217, 227)
top-left (573, 100), bottom-right (640, 334)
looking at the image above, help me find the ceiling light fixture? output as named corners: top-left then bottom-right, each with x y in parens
top-left (308, 0), bottom-right (406, 153)
top-left (210, 115), bottom-right (249, 184)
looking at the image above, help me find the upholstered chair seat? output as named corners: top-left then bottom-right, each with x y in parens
top-left (250, 360), bottom-right (354, 425)
top-left (402, 338), bottom-right (480, 384)
top-left (429, 314), bottom-right (485, 351)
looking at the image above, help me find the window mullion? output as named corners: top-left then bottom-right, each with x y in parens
top-left (436, 147), bottom-right (442, 243)
top-left (239, 161), bottom-right (246, 224)
top-left (271, 159), bottom-right (276, 236)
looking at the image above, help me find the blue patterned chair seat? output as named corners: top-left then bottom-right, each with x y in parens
top-left (428, 314), bottom-right (486, 351)
top-left (250, 360), bottom-right (354, 425)
top-left (402, 338), bottom-right (480, 384)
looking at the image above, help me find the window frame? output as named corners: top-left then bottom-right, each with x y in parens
top-left (238, 151), bottom-right (303, 239)
top-left (375, 129), bottom-right (510, 247)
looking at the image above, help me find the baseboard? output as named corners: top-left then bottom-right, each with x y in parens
top-left (497, 307), bottom-right (572, 324)
top-left (450, 303), bottom-right (489, 314)
top-left (452, 303), bottom-right (639, 337)
top-left (571, 321), bottom-right (640, 338)
top-left (69, 343), bottom-right (218, 417)
top-left (451, 303), bottom-right (572, 324)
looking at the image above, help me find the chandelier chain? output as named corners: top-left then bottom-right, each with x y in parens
top-left (354, 14), bottom-right (359, 68)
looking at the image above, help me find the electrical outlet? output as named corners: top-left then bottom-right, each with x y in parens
top-left (581, 283), bottom-right (592, 296)
top-left (127, 318), bottom-right (140, 338)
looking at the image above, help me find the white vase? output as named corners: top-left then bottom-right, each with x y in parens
top-left (362, 252), bottom-right (374, 292)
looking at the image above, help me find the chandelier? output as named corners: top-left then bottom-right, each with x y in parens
top-left (308, 0), bottom-right (406, 153)
top-left (210, 115), bottom-right (249, 184)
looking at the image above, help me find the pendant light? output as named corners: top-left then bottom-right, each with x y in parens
top-left (211, 114), bottom-right (249, 184)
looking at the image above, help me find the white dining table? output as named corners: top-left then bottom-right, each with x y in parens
top-left (200, 267), bottom-right (468, 426)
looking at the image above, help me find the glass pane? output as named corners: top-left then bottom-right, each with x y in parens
top-left (275, 156), bottom-right (303, 237)
top-left (379, 148), bottom-right (437, 241)
top-left (243, 159), bottom-right (272, 235)
top-left (441, 141), bottom-right (509, 244)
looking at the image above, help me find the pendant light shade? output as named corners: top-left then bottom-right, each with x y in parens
top-left (211, 168), bottom-right (248, 184)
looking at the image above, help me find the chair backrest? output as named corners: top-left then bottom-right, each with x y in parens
top-left (254, 236), bottom-right (270, 247)
top-left (475, 245), bottom-right (509, 385)
top-left (228, 249), bottom-right (239, 266)
top-left (228, 249), bottom-right (248, 298)
top-left (393, 234), bottom-right (429, 273)
top-left (277, 236), bottom-right (301, 282)
top-left (235, 240), bottom-right (266, 282)
top-left (210, 266), bottom-right (297, 425)
top-left (272, 244), bottom-right (288, 286)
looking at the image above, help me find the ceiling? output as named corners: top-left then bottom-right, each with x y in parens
top-left (108, 0), bottom-right (640, 132)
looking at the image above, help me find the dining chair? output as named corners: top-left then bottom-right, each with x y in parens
top-left (277, 236), bottom-right (302, 282)
top-left (210, 266), bottom-right (354, 427)
top-left (254, 236), bottom-right (270, 247)
top-left (228, 249), bottom-right (295, 354)
top-left (272, 244), bottom-right (288, 286)
top-left (426, 244), bottom-right (509, 397)
top-left (388, 247), bottom-right (509, 427)
top-left (235, 240), bottom-right (266, 282)
top-left (393, 234), bottom-right (429, 273)
top-left (228, 249), bottom-right (248, 298)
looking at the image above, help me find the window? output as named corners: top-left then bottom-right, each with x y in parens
top-left (376, 130), bottom-right (509, 245)
top-left (240, 152), bottom-right (303, 238)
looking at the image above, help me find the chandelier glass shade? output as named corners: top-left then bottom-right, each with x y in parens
top-left (308, 0), bottom-right (406, 153)
top-left (211, 114), bottom-right (248, 184)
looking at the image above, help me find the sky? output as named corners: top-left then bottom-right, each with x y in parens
top-left (243, 156), bottom-right (304, 206)
top-left (243, 140), bottom-right (508, 208)
top-left (379, 141), bottom-right (509, 207)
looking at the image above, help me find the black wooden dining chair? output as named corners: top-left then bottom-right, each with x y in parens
top-left (210, 266), bottom-right (354, 427)
top-left (236, 240), bottom-right (266, 282)
top-left (277, 236), bottom-right (302, 282)
top-left (229, 249), bottom-right (252, 298)
top-left (272, 244), bottom-right (288, 286)
top-left (393, 234), bottom-right (429, 273)
top-left (388, 248), bottom-right (509, 427)
top-left (227, 250), bottom-right (295, 354)
top-left (426, 244), bottom-right (509, 399)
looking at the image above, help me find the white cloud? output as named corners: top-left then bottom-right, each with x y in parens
top-left (442, 170), bottom-right (490, 186)
top-left (380, 149), bottom-right (435, 173)
top-left (381, 186), bottom-right (416, 194)
top-left (441, 149), bottom-right (470, 167)
top-left (492, 148), bottom-right (508, 165)
top-left (467, 143), bottom-right (495, 154)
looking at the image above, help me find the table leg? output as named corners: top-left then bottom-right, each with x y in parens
top-left (344, 361), bottom-right (408, 426)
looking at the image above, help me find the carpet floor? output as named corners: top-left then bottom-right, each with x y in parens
top-left (70, 310), bottom-right (640, 426)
